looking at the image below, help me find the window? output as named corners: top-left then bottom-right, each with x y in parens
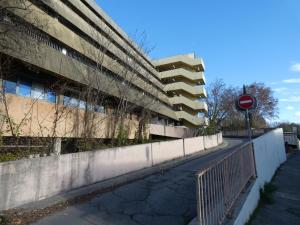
top-left (95, 105), bottom-right (105, 114)
top-left (18, 79), bottom-right (31, 97)
top-left (198, 112), bottom-right (205, 118)
top-left (63, 96), bottom-right (86, 109)
top-left (31, 83), bottom-right (45, 100)
top-left (79, 100), bottom-right (86, 109)
top-left (3, 80), bottom-right (17, 94)
top-left (47, 90), bottom-right (56, 103)
top-left (69, 98), bottom-right (79, 107)
top-left (63, 96), bottom-right (71, 106)
top-left (3, 77), bottom-right (57, 104)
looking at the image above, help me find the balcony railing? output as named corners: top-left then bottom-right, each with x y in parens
top-left (164, 82), bottom-right (207, 97)
top-left (159, 68), bottom-right (206, 84)
top-left (170, 96), bottom-right (208, 112)
top-left (195, 142), bottom-right (256, 225)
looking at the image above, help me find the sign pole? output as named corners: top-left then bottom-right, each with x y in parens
top-left (246, 109), bottom-right (252, 141)
top-left (236, 85), bottom-right (256, 141)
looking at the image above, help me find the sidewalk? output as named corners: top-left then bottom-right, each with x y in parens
top-left (250, 152), bottom-right (300, 225)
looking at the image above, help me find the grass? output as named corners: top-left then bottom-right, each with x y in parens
top-left (245, 182), bottom-right (277, 225)
top-left (260, 183), bottom-right (277, 204)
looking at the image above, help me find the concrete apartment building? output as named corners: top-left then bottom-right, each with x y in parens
top-left (153, 54), bottom-right (208, 128)
top-left (0, 0), bottom-right (207, 139)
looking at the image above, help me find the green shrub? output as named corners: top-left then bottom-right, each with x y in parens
top-left (0, 215), bottom-right (9, 225)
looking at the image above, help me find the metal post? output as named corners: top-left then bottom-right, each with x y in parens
top-left (246, 109), bottom-right (251, 141)
top-left (53, 137), bottom-right (62, 155)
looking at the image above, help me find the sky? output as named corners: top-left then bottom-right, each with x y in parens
top-left (96, 0), bottom-right (300, 123)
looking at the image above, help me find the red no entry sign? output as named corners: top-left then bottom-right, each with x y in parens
top-left (237, 94), bottom-right (256, 110)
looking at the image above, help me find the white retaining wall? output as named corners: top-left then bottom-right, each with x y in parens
top-left (184, 136), bottom-right (205, 155)
top-left (0, 133), bottom-right (223, 211)
top-left (217, 132), bottom-right (223, 145)
top-left (204, 134), bottom-right (218, 149)
top-left (151, 139), bottom-right (184, 165)
top-left (233, 128), bottom-right (287, 225)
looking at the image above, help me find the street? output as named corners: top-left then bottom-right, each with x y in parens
top-left (33, 138), bottom-right (245, 225)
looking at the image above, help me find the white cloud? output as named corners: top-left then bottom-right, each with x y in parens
top-left (290, 63), bottom-right (300, 72)
top-left (280, 96), bottom-right (300, 102)
top-left (295, 111), bottom-right (300, 117)
top-left (283, 78), bottom-right (300, 83)
top-left (273, 87), bottom-right (288, 93)
top-left (286, 106), bottom-right (294, 110)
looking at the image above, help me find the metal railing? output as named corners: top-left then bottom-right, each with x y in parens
top-left (284, 132), bottom-right (299, 148)
top-left (196, 143), bottom-right (256, 225)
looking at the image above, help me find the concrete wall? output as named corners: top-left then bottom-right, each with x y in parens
top-left (149, 124), bottom-right (197, 138)
top-left (184, 136), bottom-right (205, 155)
top-left (204, 134), bottom-right (218, 149)
top-left (217, 132), bottom-right (223, 145)
top-left (151, 140), bottom-right (184, 165)
top-left (0, 94), bottom-right (139, 139)
top-left (233, 128), bottom-right (286, 225)
top-left (0, 133), bottom-right (223, 211)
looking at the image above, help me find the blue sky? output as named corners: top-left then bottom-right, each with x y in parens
top-left (97, 0), bottom-right (300, 123)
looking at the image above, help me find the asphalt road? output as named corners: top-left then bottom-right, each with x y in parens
top-left (33, 138), bottom-right (246, 225)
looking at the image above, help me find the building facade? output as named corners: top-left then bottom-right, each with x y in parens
top-left (153, 54), bottom-right (208, 128)
top-left (0, 0), bottom-right (207, 139)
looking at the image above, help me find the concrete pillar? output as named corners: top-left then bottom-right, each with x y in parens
top-left (53, 138), bottom-right (62, 155)
top-left (57, 94), bottom-right (64, 105)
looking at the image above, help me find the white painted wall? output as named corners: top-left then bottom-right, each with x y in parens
top-left (151, 139), bottom-right (184, 165)
top-left (204, 135), bottom-right (218, 149)
top-left (217, 132), bottom-right (223, 145)
top-left (0, 133), bottom-right (223, 211)
top-left (233, 128), bottom-right (286, 225)
top-left (0, 143), bottom-right (153, 210)
top-left (184, 136), bottom-right (205, 155)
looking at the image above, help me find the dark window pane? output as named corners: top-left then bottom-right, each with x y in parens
top-left (79, 100), bottom-right (86, 109)
top-left (63, 96), bottom-right (71, 106)
top-left (4, 80), bottom-right (17, 94)
top-left (69, 98), bottom-right (79, 107)
top-left (31, 83), bottom-right (45, 100)
top-left (95, 105), bottom-right (105, 114)
top-left (47, 90), bottom-right (56, 103)
top-left (18, 80), bottom-right (31, 97)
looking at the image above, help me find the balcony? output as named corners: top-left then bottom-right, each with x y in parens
top-left (164, 82), bottom-right (207, 98)
top-left (176, 111), bottom-right (208, 126)
top-left (170, 96), bottom-right (208, 112)
top-left (149, 124), bottom-right (197, 138)
top-left (159, 68), bottom-right (205, 84)
top-left (152, 54), bottom-right (205, 71)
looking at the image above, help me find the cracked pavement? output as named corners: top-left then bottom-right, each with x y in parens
top-left (32, 138), bottom-right (245, 225)
top-left (249, 152), bottom-right (300, 225)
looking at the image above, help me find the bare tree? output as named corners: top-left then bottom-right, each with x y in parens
top-left (206, 79), bottom-right (279, 131)
top-left (0, 0), bottom-right (162, 157)
top-left (73, 26), bottom-right (160, 145)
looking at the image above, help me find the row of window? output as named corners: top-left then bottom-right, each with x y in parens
top-left (3, 79), bottom-right (106, 114)
top-left (1, 14), bottom-right (174, 112)
top-left (3, 79), bottom-right (56, 103)
top-left (63, 96), bottom-right (106, 114)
